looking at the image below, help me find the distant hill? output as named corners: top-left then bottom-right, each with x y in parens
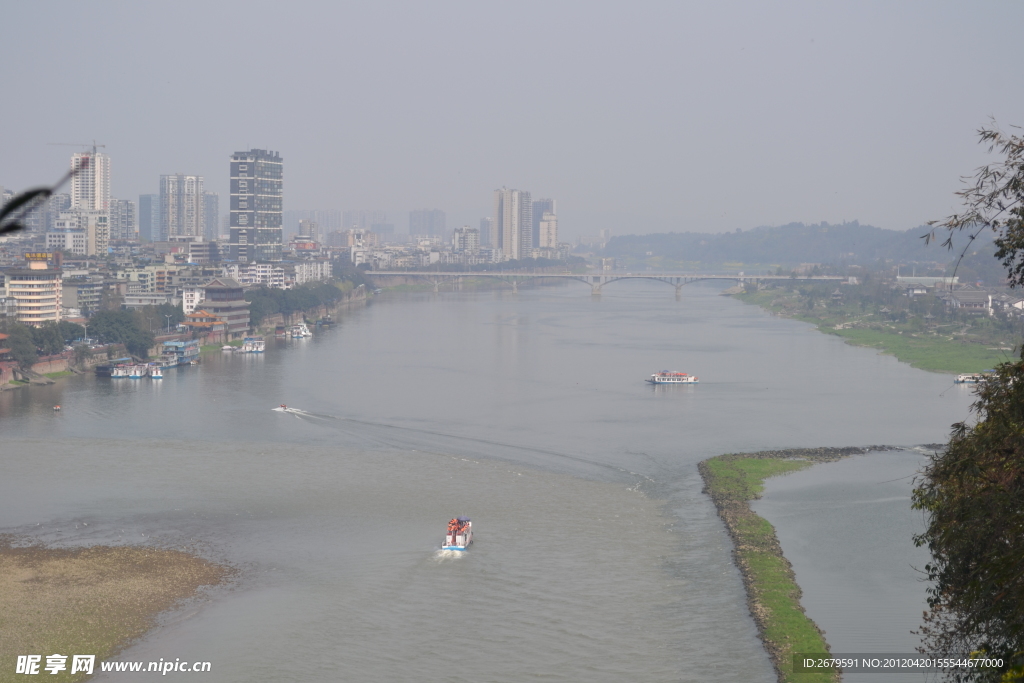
top-left (601, 221), bottom-right (994, 269)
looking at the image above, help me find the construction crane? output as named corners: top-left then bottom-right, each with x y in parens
top-left (48, 140), bottom-right (106, 154)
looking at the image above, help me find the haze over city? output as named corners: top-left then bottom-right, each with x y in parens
top-left (3, 1), bottom-right (1024, 240)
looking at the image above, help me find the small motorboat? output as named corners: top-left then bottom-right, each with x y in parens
top-left (222, 345), bottom-right (234, 351)
top-left (442, 517), bottom-right (473, 551)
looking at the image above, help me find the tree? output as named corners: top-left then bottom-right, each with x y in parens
top-left (928, 123), bottom-right (1024, 288)
top-left (5, 324), bottom-right (38, 370)
top-left (88, 310), bottom-right (155, 359)
top-left (914, 123), bottom-right (1024, 682)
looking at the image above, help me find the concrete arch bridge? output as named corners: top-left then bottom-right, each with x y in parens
top-left (366, 271), bottom-right (844, 297)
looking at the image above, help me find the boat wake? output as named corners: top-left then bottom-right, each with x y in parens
top-left (432, 549), bottom-right (466, 562)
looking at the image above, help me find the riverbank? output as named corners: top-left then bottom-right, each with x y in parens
top-left (733, 290), bottom-right (1014, 373)
top-left (699, 447), bottom-right (896, 683)
top-left (0, 537), bottom-right (232, 682)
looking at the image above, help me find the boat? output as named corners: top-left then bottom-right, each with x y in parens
top-left (161, 339), bottom-right (201, 366)
top-left (955, 373), bottom-right (985, 383)
top-left (128, 365), bottom-right (147, 379)
top-left (149, 365), bottom-right (163, 379)
top-left (647, 371), bottom-right (699, 384)
top-left (222, 345), bottom-right (234, 351)
top-left (290, 323), bottom-right (312, 338)
top-left (241, 337), bottom-right (265, 353)
top-left (442, 517), bottom-right (473, 551)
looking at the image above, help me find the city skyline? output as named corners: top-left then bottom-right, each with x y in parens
top-left (5, 5), bottom-right (1023, 239)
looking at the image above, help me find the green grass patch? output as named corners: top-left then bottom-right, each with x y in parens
top-left (826, 327), bottom-right (1010, 373)
top-left (701, 453), bottom-right (838, 683)
top-left (733, 290), bottom-right (1014, 373)
top-left (43, 371), bottom-right (74, 379)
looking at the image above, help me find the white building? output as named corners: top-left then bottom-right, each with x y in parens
top-left (181, 286), bottom-right (206, 315)
top-left (71, 151), bottom-right (110, 212)
top-left (452, 226), bottom-right (480, 253)
top-left (493, 188), bottom-right (532, 260)
top-left (290, 259), bottom-right (333, 286)
top-left (160, 174), bottom-right (205, 240)
top-left (538, 211), bottom-right (558, 249)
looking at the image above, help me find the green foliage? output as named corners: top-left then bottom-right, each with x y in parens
top-left (5, 324), bottom-right (38, 370)
top-left (73, 344), bottom-right (93, 366)
top-left (244, 282), bottom-right (346, 325)
top-left (912, 356), bottom-right (1024, 681)
top-left (88, 310), bottom-right (156, 359)
top-left (29, 323), bottom-right (66, 356)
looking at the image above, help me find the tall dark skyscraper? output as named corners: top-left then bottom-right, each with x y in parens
top-left (138, 194), bottom-right (158, 242)
top-left (229, 149), bottom-right (283, 262)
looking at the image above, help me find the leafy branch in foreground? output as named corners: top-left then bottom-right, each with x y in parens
top-left (916, 121), bottom-right (1024, 683)
top-left (912, 357), bottom-right (1024, 682)
top-left (926, 123), bottom-right (1024, 288)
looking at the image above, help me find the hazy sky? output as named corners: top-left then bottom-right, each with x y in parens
top-left (2, 1), bottom-right (1023, 239)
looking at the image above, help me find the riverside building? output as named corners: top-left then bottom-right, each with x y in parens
top-left (6, 255), bottom-right (62, 326)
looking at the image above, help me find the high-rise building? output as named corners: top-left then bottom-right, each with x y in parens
top-left (160, 174), bottom-right (205, 240)
top-left (70, 151), bottom-right (110, 212)
top-left (452, 226), bottom-right (480, 253)
top-left (203, 192), bottom-right (220, 240)
top-left (532, 198), bottom-right (555, 250)
top-left (138, 194), bottom-right (159, 242)
top-left (108, 198), bottom-right (138, 242)
top-left (229, 149), bottom-right (283, 263)
top-left (539, 211), bottom-right (558, 249)
top-left (493, 188), bottom-right (532, 260)
top-left (409, 209), bottom-right (445, 236)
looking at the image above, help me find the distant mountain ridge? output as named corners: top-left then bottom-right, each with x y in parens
top-left (601, 221), bottom-right (992, 267)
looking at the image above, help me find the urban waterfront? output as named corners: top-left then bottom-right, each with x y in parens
top-left (0, 281), bottom-right (977, 681)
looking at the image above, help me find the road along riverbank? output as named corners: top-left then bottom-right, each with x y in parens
top-left (699, 447), bottom-right (900, 683)
top-left (0, 537), bottom-right (232, 682)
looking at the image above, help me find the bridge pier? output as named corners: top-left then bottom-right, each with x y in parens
top-left (591, 284), bottom-right (602, 296)
top-left (511, 280), bottom-right (518, 294)
top-left (432, 280), bottom-right (440, 293)
top-left (675, 284), bottom-right (683, 300)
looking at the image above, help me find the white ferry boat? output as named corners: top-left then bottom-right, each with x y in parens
top-left (442, 517), bottom-right (473, 551)
top-left (647, 371), bottom-right (699, 384)
top-left (110, 365), bottom-right (130, 378)
top-left (955, 373), bottom-right (985, 384)
top-left (241, 337), bottom-right (265, 353)
top-left (291, 323), bottom-right (312, 339)
top-left (128, 365), bottom-right (146, 379)
top-left (149, 365), bottom-right (163, 379)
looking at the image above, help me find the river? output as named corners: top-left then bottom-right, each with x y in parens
top-left (0, 281), bottom-right (976, 681)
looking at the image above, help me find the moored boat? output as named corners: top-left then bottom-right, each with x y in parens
top-left (647, 371), bottom-right (698, 384)
top-left (955, 373), bottom-right (986, 383)
top-left (241, 337), bottom-right (265, 353)
top-left (291, 323), bottom-right (312, 338)
top-left (128, 364), bottom-right (147, 379)
top-left (110, 364), bottom-right (130, 378)
top-left (149, 365), bottom-right (163, 379)
top-left (442, 517), bottom-right (473, 551)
